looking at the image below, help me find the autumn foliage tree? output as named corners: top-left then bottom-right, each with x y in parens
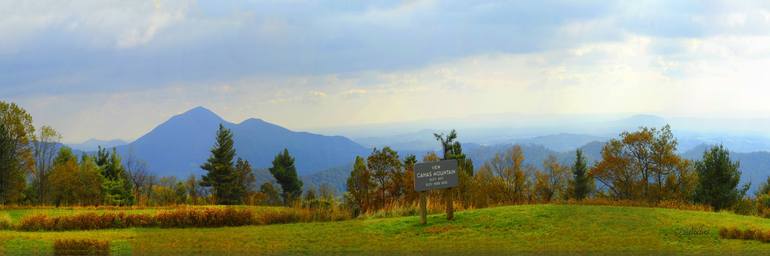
top-left (346, 156), bottom-right (373, 215)
top-left (0, 101), bottom-right (35, 204)
top-left (367, 147), bottom-right (401, 208)
top-left (591, 125), bottom-right (695, 203)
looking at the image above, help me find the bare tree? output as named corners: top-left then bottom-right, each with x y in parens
top-left (32, 125), bottom-right (61, 204)
top-left (124, 148), bottom-right (151, 204)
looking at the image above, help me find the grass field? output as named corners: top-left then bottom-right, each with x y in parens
top-left (2, 204), bottom-right (770, 255)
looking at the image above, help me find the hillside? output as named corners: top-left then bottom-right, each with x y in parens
top-left (114, 107), bottom-right (369, 177)
top-left (3, 205), bottom-right (770, 254)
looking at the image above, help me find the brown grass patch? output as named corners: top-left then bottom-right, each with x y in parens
top-left (53, 239), bottom-right (109, 256)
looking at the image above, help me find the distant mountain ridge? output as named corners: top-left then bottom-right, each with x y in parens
top-left (68, 139), bottom-right (127, 152)
top-left (114, 107), bottom-right (369, 177)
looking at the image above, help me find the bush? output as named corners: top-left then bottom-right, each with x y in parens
top-left (16, 206), bottom-right (350, 231)
top-left (154, 207), bottom-right (254, 228)
top-left (719, 226), bottom-right (770, 243)
top-left (0, 214), bottom-right (13, 230)
top-left (53, 239), bottom-right (109, 256)
top-left (18, 212), bottom-right (156, 231)
top-left (18, 214), bottom-right (50, 231)
top-left (256, 208), bottom-right (309, 225)
top-left (732, 198), bottom-right (758, 216)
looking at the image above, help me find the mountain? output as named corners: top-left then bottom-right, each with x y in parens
top-left (511, 133), bottom-right (607, 152)
top-left (68, 139), bottom-right (127, 152)
top-left (116, 107), bottom-right (369, 177)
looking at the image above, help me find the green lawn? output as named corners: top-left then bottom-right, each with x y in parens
top-left (3, 204), bottom-right (770, 255)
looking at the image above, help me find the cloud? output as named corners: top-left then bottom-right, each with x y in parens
top-left (5, 1), bottom-right (770, 141)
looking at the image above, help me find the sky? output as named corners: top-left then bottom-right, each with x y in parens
top-left (3, 0), bottom-right (770, 143)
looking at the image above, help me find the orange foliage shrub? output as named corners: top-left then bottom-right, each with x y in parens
top-left (17, 206), bottom-right (349, 231)
top-left (53, 239), bottom-right (109, 256)
top-left (719, 226), bottom-right (770, 243)
top-left (154, 207), bottom-right (253, 228)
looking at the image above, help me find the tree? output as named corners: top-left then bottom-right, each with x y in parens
top-left (77, 155), bottom-right (104, 205)
top-left (200, 124), bottom-right (240, 205)
top-left (269, 149), bottom-right (303, 205)
top-left (0, 101), bottom-right (35, 204)
top-left (235, 158), bottom-right (256, 203)
top-left (758, 176), bottom-right (770, 197)
top-left (367, 147), bottom-right (401, 208)
top-left (434, 130), bottom-right (474, 176)
top-left (534, 155), bottom-right (570, 202)
top-left (591, 125), bottom-right (686, 202)
top-left (31, 125), bottom-right (61, 204)
top-left (48, 147), bottom-right (79, 206)
top-left (694, 145), bottom-right (743, 211)
top-left (403, 155), bottom-right (418, 203)
top-left (99, 148), bottom-right (134, 205)
top-left (572, 149), bottom-right (590, 200)
top-left (125, 149), bottom-right (150, 204)
top-left (259, 182), bottom-right (281, 206)
top-left (48, 148), bottom-right (103, 206)
top-left (185, 174), bottom-right (201, 204)
top-left (346, 156), bottom-right (373, 215)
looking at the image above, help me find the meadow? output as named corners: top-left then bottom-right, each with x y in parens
top-left (2, 204), bottom-right (770, 255)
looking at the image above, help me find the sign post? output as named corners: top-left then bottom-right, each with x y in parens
top-left (414, 159), bottom-right (459, 224)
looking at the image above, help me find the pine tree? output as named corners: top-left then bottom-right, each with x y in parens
top-left (98, 148), bottom-right (134, 205)
top-left (573, 149), bottom-right (589, 200)
top-left (234, 158), bottom-right (256, 203)
top-left (200, 124), bottom-right (239, 205)
top-left (694, 145), bottom-right (743, 211)
top-left (269, 149), bottom-right (303, 205)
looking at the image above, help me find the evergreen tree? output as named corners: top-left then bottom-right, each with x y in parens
top-left (97, 148), bottom-right (134, 205)
top-left (200, 124), bottom-right (240, 205)
top-left (234, 158), bottom-right (256, 203)
top-left (269, 149), bottom-right (303, 205)
top-left (694, 145), bottom-right (743, 211)
top-left (572, 149), bottom-right (589, 200)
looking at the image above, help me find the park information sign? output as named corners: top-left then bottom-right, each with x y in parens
top-left (414, 159), bottom-right (459, 192)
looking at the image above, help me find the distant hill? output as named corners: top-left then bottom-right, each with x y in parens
top-left (510, 133), bottom-right (607, 153)
top-left (253, 163), bottom-right (353, 194)
top-left (115, 107), bottom-right (369, 177)
top-left (68, 139), bottom-right (127, 152)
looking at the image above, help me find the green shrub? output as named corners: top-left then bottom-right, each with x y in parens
top-left (53, 239), bottom-right (109, 256)
top-left (732, 198), bottom-right (757, 216)
top-left (0, 214), bottom-right (13, 230)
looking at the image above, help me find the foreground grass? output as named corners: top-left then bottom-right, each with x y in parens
top-left (3, 204), bottom-right (770, 255)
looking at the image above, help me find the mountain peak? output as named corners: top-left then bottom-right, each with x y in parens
top-left (171, 106), bottom-right (225, 123)
top-left (182, 106), bottom-right (218, 116)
